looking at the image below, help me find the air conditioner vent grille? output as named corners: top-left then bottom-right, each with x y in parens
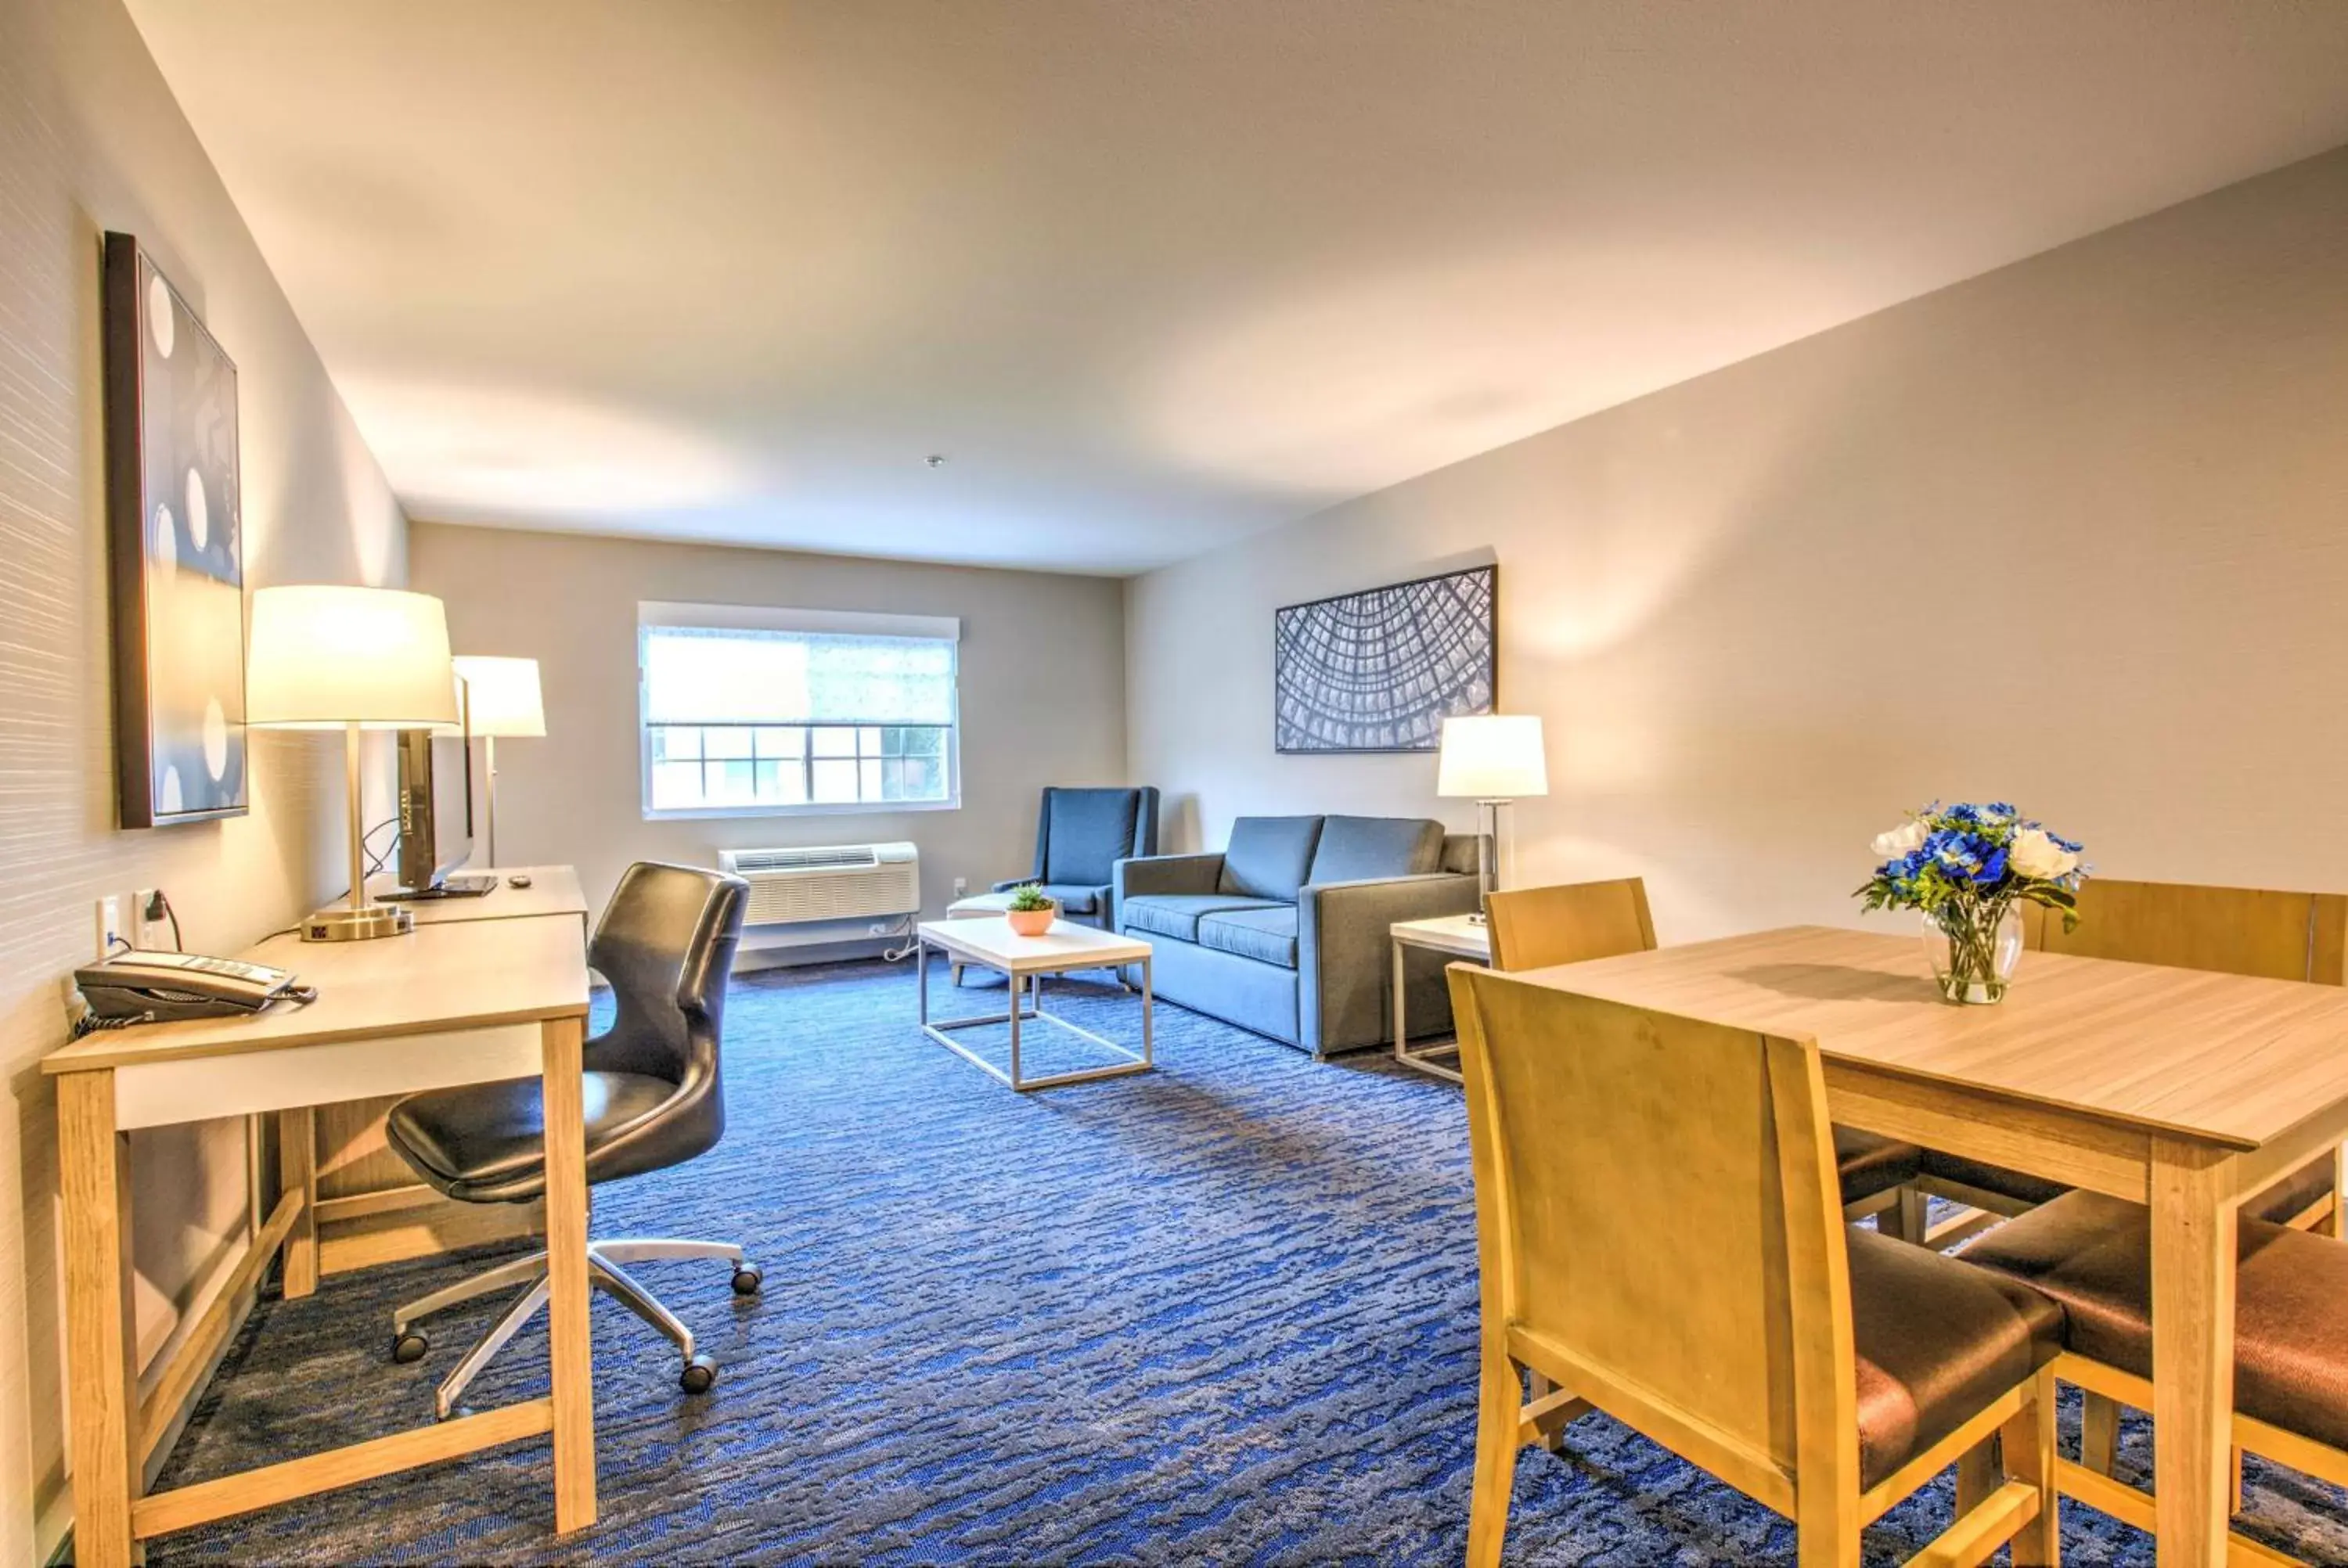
top-left (730, 846), bottom-right (877, 873)
top-left (717, 842), bottom-right (919, 934)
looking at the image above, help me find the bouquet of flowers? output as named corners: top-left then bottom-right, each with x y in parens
top-left (1855, 802), bottom-right (2087, 1005)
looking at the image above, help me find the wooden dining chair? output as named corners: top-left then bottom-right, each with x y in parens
top-left (1962, 1190), bottom-right (2348, 1565)
top-left (2008, 878), bottom-right (2348, 1495)
top-left (2009, 879), bottom-right (2346, 1231)
top-left (1916, 880), bottom-right (2348, 1249)
top-left (1448, 965), bottom-right (2062, 1567)
top-left (1484, 877), bottom-right (1655, 971)
top-left (1485, 879), bottom-right (1925, 1236)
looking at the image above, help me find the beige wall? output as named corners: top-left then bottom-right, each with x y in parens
top-left (0, 1), bottom-right (407, 1560)
top-left (409, 524), bottom-right (1127, 932)
top-left (1128, 146), bottom-right (2348, 945)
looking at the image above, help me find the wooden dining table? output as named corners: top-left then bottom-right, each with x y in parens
top-left (1507, 923), bottom-right (2348, 1567)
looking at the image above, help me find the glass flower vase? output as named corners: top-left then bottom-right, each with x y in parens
top-left (1923, 901), bottom-right (2025, 1005)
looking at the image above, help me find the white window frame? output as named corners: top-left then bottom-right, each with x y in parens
top-left (637, 600), bottom-right (962, 821)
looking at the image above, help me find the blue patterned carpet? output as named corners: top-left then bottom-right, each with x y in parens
top-left (149, 960), bottom-right (2348, 1563)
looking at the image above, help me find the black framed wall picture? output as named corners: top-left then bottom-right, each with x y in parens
top-left (1273, 564), bottom-right (1497, 753)
top-left (103, 232), bottom-right (249, 826)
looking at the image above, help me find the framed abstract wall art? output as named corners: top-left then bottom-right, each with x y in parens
top-left (1273, 564), bottom-right (1496, 753)
top-left (103, 232), bottom-right (249, 826)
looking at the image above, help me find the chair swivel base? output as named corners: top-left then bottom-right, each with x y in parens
top-left (389, 1237), bottom-right (761, 1419)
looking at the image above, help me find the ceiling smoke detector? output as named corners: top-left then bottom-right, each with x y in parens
top-left (924, 454), bottom-right (948, 468)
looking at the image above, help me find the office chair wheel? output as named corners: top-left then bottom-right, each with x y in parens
top-left (680, 1354), bottom-right (718, 1394)
top-left (391, 1330), bottom-right (430, 1363)
top-left (731, 1264), bottom-right (763, 1296)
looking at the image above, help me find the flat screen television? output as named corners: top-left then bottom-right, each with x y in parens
top-left (394, 682), bottom-right (475, 894)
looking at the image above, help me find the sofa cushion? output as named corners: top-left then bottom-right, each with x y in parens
top-left (1306, 816), bottom-right (1445, 886)
top-left (1035, 882), bottom-right (1102, 916)
top-left (1122, 894), bottom-right (1284, 944)
top-left (1043, 789), bottom-right (1144, 887)
top-left (1197, 906), bottom-right (1300, 969)
top-left (1217, 817), bottom-right (1325, 901)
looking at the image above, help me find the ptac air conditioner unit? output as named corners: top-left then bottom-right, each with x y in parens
top-left (718, 842), bottom-right (920, 948)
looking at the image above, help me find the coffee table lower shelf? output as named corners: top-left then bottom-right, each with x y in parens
top-left (915, 919), bottom-right (1154, 1091)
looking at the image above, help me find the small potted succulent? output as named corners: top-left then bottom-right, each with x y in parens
top-left (1003, 883), bottom-right (1058, 937)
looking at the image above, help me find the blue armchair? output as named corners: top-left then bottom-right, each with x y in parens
top-left (993, 786), bottom-right (1161, 928)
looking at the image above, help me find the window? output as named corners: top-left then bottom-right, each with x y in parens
top-left (639, 602), bottom-right (960, 817)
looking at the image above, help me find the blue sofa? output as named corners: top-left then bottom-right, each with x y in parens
top-left (1115, 815), bottom-right (1480, 1057)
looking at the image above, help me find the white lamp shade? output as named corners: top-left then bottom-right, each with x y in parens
top-left (451, 656), bottom-right (547, 738)
top-left (1436, 714), bottom-right (1549, 799)
top-left (247, 586), bottom-right (459, 730)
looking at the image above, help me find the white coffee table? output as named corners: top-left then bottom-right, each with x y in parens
top-left (916, 916), bottom-right (1154, 1091)
top-left (1389, 912), bottom-right (1492, 1082)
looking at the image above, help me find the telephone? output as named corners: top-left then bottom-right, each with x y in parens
top-left (75, 950), bottom-right (316, 1026)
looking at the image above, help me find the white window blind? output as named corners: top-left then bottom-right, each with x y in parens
top-left (638, 604), bottom-right (961, 816)
top-left (642, 628), bottom-right (958, 726)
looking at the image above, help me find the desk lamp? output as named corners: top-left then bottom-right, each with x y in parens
top-left (1435, 714), bottom-right (1549, 924)
top-left (248, 586), bottom-right (458, 940)
top-left (450, 656), bottom-right (546, 868)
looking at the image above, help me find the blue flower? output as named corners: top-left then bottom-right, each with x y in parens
top-left (1926, 829), bottom-right (2009, 886)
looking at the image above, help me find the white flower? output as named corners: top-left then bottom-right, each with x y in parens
top-left (2010, 827), bottom-right (2080, 881)
top-left (1870, 820), bottom-right (1927, 860)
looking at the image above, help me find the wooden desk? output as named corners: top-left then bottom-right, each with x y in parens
top-left (46, 912), bottom-right (596, 1566)
top-left (1513, 925), bottom-right (2348, 1566)
top-left (366, 864), bottom-right (589, 926)
top-left (298, 866), bottom-right (591, 1278)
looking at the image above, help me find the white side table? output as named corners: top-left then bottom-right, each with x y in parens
top-left (1389, 913), bottom-right (1492, 1082)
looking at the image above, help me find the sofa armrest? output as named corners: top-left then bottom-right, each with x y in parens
top-left (1114, 853), bottom-right (1225, 904)
top-left (1297, 872), bottom-right (1482, 1055)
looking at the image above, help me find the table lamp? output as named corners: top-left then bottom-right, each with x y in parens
top-left (1435, 714), bottom-right (1549, 923)
top-left (248, 586), bottom-right (459, 940)
top-left (450, 656), bottom-right (546, 868)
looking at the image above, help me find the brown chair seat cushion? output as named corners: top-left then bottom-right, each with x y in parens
top-left (1837, 1129), bottom-right (1923, 1204)
top-left (1846, 1227), bottom-right (2066, 1490)
top-left (2246, 1156), bottom-right (2334, 1227)
top-left (1960, 1191), bottom-right (2348, 1451)
top-left (1918, 1149), bottom-right (2070, 1208)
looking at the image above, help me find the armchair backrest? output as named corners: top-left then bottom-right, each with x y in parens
top-left (1486, 878), bottom-right (1657, 972)
top-left (2023, 877), bottom-right (2348, 984)
top-left (1035, 786), bottom-right (1160, 887)
top-left (1448, 965), bottom-right (1852, 1509)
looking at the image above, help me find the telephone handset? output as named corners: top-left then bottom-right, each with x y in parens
top-left (75, 949), bottom-right (317, 1026)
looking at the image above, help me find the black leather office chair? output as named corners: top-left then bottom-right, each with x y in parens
top-left (383, 861), bottom-right (758, 1417)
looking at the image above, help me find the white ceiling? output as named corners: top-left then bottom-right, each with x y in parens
top-left (128, 2), bottom-right (2348, 577)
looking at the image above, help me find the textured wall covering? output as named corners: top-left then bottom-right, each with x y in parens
top-left (0, 2), bottom-right (405, 1560)
top-left (1126, 146), bottom-right (2348, 941)
top-left (409, 523), bottom-right (1127, 934)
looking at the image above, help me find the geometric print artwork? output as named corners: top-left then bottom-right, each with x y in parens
top-left (1273, 564), bottom-right (1496, 753)
top-left (104, 233), bottom-right (248, 825)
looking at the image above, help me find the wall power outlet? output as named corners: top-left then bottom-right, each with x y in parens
top-left (133, 888), bottom-right (170, 950)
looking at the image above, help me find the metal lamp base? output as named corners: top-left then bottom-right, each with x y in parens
top-left (301, 903), bottom-right (414, 943)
